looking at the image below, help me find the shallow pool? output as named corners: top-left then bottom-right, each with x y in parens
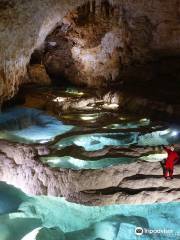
top-left (0, 182), bottom-right (179, 240)
top-left (1, 107), bottom-right (180, 169)
top-left (41, 156), bottom-right (135, 169)
top-left (0, 107), bottom-right (74, 144)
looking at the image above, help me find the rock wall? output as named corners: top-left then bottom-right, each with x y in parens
top-left (0, 140), bottom-right (180, 205)
top-left (0, 0), bottom-right (92, 103)
top-left (43, 1), bottom-right (153, 87)
top-left (1, 0), bottom-right (180, 101)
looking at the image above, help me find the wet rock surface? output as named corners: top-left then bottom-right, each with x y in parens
top-left (1, 90), bottom-right (180, 206)
top-left (0, 139), bottom-right (180, 205)
top-left (9, 85), bottom-right (180, 120)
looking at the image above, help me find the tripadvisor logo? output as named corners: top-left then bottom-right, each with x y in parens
top-left (135, 227), bottom-right (143, 236)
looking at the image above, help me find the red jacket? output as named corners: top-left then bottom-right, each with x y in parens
top-left (164, 147), bottom-right (179, 168)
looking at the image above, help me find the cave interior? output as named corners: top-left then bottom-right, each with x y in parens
top-left (0, 0), bottom-right (180, 240)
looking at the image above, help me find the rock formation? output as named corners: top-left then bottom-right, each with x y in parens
top-left (0, 139), bottom-right (180, 205)
top-left (1, 2), bottom-right (180, 239)
top-left (1, 0), bottom-right (180, 103)
top-left (13, 85), bottom-right (180, 120)
top-left (0, 0), bottom-right (91, 103)
top-left (27, 64), bottom-right (51, 86)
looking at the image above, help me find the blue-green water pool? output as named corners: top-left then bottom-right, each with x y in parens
top-left (0, 182), bottom-right (180, 240)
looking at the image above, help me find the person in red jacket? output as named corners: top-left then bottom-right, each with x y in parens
top-left (163, 145), bottom-right (179, 179)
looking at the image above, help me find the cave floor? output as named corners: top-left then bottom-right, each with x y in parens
top-left (1, 85), bottom-right (180, 169)
top-left (0, 86), bottom-right (180, 239)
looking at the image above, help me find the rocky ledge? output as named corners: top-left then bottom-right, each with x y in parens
top-left (0, 140), bottom-right (179, 206)
top-left (10, 85), bottom-right (180, 121)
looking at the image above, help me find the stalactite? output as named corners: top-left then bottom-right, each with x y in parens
top-left (86, 1), bottom-right (91, 16)
top-left (102, 0), bottom-right (111, 18)
top-left (90, 0), bottom-right (95, 13)
top-left (0, 0), bottom-right (179, 102)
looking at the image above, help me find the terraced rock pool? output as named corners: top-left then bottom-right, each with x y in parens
top-left (0, 105), bottom-right (180, 169)
top-left (0, 88), bottom-right (180, 240)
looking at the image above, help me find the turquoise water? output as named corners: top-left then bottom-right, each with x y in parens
top-left (0, 108), bottom-right (74, 144)
top-left (0, 182), bottom-right (180, 240)
top-left (41, 156), bottom-right (135, 169)
top-left (54, 132), bottom-right (139, 151)
top-left (137, 129), bottom-right (178, 146)
top-left (0, 104), bottom-right (180, 240)
top-left (54, 129), bottom-right (179, 152)
top-left (0, 107), bottom-right (180, 170)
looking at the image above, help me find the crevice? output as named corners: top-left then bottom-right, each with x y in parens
top-left (81, 186), bottom-right (180, 196)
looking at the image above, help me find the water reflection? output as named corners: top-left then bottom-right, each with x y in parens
top-left (0, 107), bottom-right (74, 143)
top-left (0, 106), bottom-right (180, 169)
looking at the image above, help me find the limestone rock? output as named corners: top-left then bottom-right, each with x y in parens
top-left (28, 64), bottom-right (51, 85)
top-left (1, 0), bottom-right (180, 101)
top-left (0, 140), bottom-right (180, 206)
